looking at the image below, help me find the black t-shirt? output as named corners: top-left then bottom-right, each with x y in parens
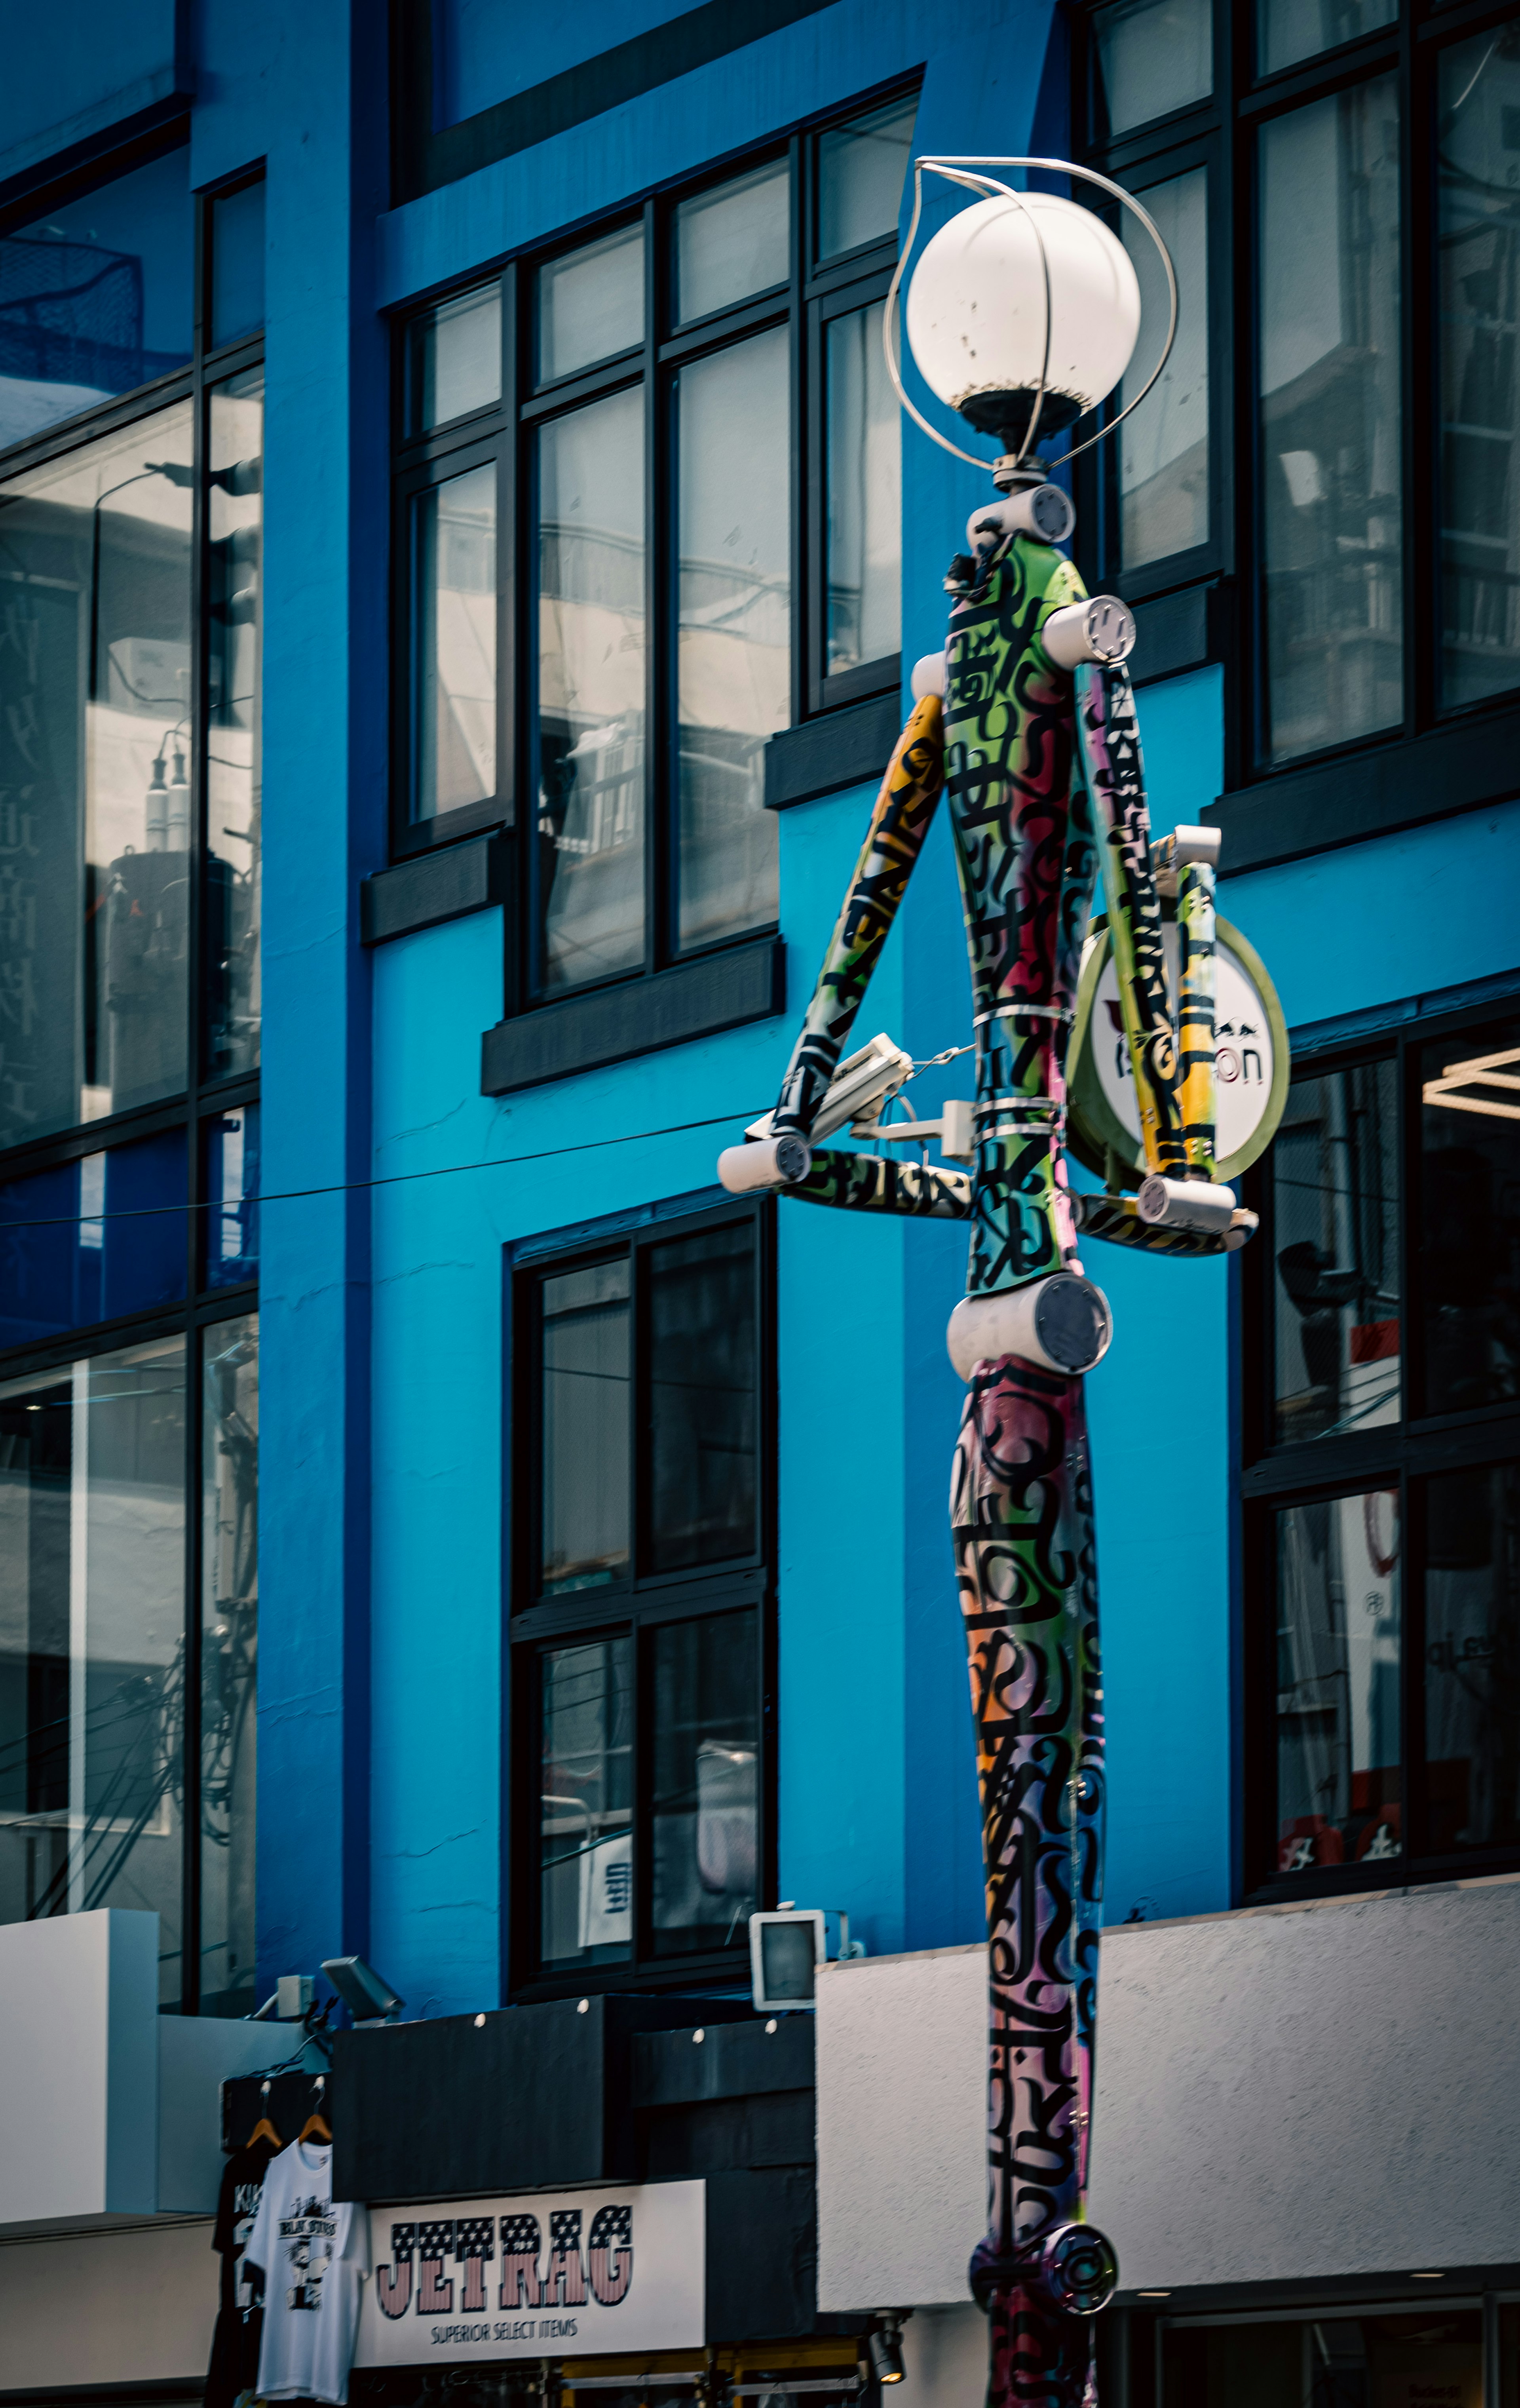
top-left (206, 2136), bottom-right (277, 2408)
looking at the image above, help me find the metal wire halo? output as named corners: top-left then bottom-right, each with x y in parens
top-left (883, 155), bottom-right (1180, 476)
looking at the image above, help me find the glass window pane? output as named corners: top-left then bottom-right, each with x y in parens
top-left (207, 371), bottom-right (262, 1078)
top-left (201, 1314), bottom-right (257, 2015)
top-left (650, 1610), bottom-right (759, 1957)
top-left (0, 403), bottom-right (194, 1147)
top-left (0, 1338), bottom-right (186, 2006)
top-left (1094, 0), bottom-right (1212, 137)
top-left (676, 330), bottom-right (787, 954)
top-left (540, 1258), bottom-right (630, 1594)
top-left (1166, 2314), bottom-right (1481, 2408)
top-left (825, 301), bottom-right (901, 677)
top-left (539, 1636), bottom-right (633, 1970)
top-left (1271, 1059), bottom-right (1399, 1446)
top-left (405, 283), bottom-right (502, 434)
top-left (818, 96), bottom-right (917, 262)
top-left (1258, 81), bottom-right (1402, 766)
top-left (536, 388), bottom-right (646, 991)
top-left (1438, 29), bottom-right (1520, 711)
top-left (0, 146), bottom-right (193, 451)
top-left (1276, 1489), bottom-right (1402, 1874)
top-left (412, 460), bottom-right (497, 824)
top-left (202, 1103), bottom-right (260, 1291)
top-left (1117, 169), bottom-right (1208, 570)
top-left (1423, 1460), bottom-right (1520, 1858)
top-left (1257, 0), bottom-right (1395, 79)
top-left (210, 181), bottom-right (265, 350)
top-left (0, 1129), bottom-right (187, 1349)
top-left (676, 161), bottom-right (789, 325)
top-left (648, 1223), bottom-right (758, 1573)
top-left (538, 225), bottom-right (644, 384)
top-left (1418, 1014), bottom-right (1520, 1415)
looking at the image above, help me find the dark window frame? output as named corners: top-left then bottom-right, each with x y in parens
top-left (0, 151), bottom-right (266, 2017)
top-left (1240, 989), bottom-right (1520, 1904)
top-left (505, 1194), bottom-right (777, 2001)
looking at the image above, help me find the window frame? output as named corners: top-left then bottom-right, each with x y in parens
top-left (1241, 989), bottom-right (1520, 1904)
top-left (505, 1194), bottom-right (777, 2001)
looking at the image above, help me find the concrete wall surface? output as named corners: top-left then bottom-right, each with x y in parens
top-left (816, 1876), bottom-right (1520, 2308)
top-left (0, 2218), bottom-right (217, 2388)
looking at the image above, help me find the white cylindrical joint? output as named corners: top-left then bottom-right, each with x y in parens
top-left (910, 650), bottom-right (947, 701)
top-left (1137, 1175), bottom-right (1237, 1233)
top-left (718, 1134), bottom-right (812, 1195)
top-left (947, 1273), bottom-right (1113, 1382)
top-left (1173, 824), bottom-right (1222, 869)
top-left (1042, 595), bottom-right (1136, 670)
top-left (965, 483), bottom-right (1075, 552)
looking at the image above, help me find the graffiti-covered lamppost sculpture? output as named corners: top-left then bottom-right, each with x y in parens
top-left (719, 158), bottom-right (1287, 2408)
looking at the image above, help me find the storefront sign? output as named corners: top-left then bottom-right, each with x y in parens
top-left (355, 2180), bottom-right (705, 2367)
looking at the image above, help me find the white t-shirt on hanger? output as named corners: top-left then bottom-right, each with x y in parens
top-left (245, 2139), bottom-right (369, 2405)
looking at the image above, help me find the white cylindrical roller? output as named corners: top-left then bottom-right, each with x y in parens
top-left (1173, 824), bottom-right (1222, 868)
top-left (718, 1134), bottom-right (812, 1195)
top-left (1137, 1175), bottom-right (1237, 1233)
top-left (1042, 595), bottom-right (1136, 669)
top-left (910, 651), bottom-right (947, 701)
top-left (965, 483), bottom-right (1075, 552)
top-left (947, 1273), bottom-right (1113, 1382)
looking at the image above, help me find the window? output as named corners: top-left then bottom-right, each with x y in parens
top-left (0, 156), bottom-right (264, 2015)
top-left (1161, 2307), bottom-right (1482, 2408)
top-left (1243, 1003), bottom-right (1520, 1895)
top-left (1078, 0), bottom-right (1520, 799)
top-left (511, 1203), bottom-right (773, 1993)
top-left (391, 91), bottom-right (916, 1010)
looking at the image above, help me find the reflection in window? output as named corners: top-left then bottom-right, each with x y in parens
top-left (200, 1314), bottom-right (257, 2014)
top-left (1094, 0), bottom-right (1212, 137)
top-left (541, 1259), bottom-right (630, 1594)
top-left (1419, 1016), bottom-right (1520, 1415)
top-left (1166, 2311), bottom-right (1481, 2408)
top-left (1258, 80), bottom-right (1402, 764)
top-left (1271, 1060), bottom-right (1399, 1445)
top-left (676, 162), bottom-right (788, 325)
top-left (0, 1339), bottom-right (187, 2003)
top-left (539, 1636), bottom-right (633, 1969)
top-left (1438, 28), bottom-right (1520, 712)
top-left (1256, 0), bottom-right (1396, 79)
top-left (648, 1224), bottom-right (758, 1572)
top-left (818, 97), bottom-right (917, 261)
top-left (1423, 1460), bottom-right (1520, 1858)
top-left (405, 282), bottom-right (501, 434)
top-left (0, 148), bottom-right (193, 451)
top-left (209, 181), bottom-right (265, 351)
top-left (0, 403), bottom-right (194, 1146)
top-left (1276, 1489), bottom-right (1402, 1874)
top-left (676, 331), bottom-right (787, 953)
top-left (650, 1611), bottom-right (759, 1956)
top-left (826, 302), bottom-right (901, 676)
top-left (537, 226), bottom-right (643, 383)
top-left (207, 372), bottom-right (262, 1077)
top-left (1117, 169), bottom-right (1208, 569)
top-left (0, 1128), bottom-right (187, 1350)
top-left (412, 461), bottom-right (496, 824)
top-left (536, 389), bottom-right (646, 991)
top-left (203, 1104), bottom-right (260, 1291)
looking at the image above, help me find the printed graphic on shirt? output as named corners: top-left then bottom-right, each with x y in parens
top-left (282, 2196), bottom-right (339, 2311)
top-left (233, 2179), bottom-right (265, 2309)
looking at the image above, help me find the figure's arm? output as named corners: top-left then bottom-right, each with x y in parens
top-left (1073, 1189), bottom-right (1254, 1256)
top-left (785, 1147), bottom-right (971, 1219)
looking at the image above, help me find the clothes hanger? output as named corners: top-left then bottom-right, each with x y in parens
top-left (249, 2079), bottom-right (282, 2151)
top-left (298, 2073), bottom-right (332, 2145)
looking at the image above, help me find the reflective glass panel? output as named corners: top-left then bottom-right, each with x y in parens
top-left (1118, 169), bottom-right (1208, 569)
top-left (540, 1258), bottom-right (630, 1595)
top-left (404, 282), bottom-right (502, 434)
top-left (676, 330), bottom-right (787, 953)
top-left (201, 1313), bottom-right (257, 2014)
top-left (0, 1338), bottom-right (186, 2005)
top-left (1275, 1488), bottom-right (1402, 1874)
top-left (1271, 1059), bottom-right (1399, 1446)
top-left (676, 161), bottom-right (789, 324)
top-left (206, 371), bottom-right (262, 1077)
top-left (0, 402), bottom-right (194, 1146)
top-left (818, 96), bottom-right (917, 261)
top-left (650, 1609), bottom-right (759, 1957)
top-left (539, 1636), bottom-right (633, 1969)
top-left (210, 181), bottom-right (265, 350)
top-left (826, 301), bottom-right (901, 675)
top-left (648, 1223), bottom-right (758, 1572)
top-left (1257, 0), bottom-right (1395, 78)
top-left (1094, 0), bottom-right (1212, 137)
top-left (1165, 2313), bottom-right (1481, 2408)
top-left (536, 388), bottom-right (646, 990)
top-left (1438, 28), bottom-right (1520, 711)
top-left (537, 225), bottom-right (643, 384)
top-left (1418, 1014), bottom-right (1520, 1415)
top-left (1423, 1459), bottom-right (1520, 1858)
top-left (412, 459), bottom-right (497, 823)
top-left (1258, 80), bottom-right (1403, 765)
top-left (0, 1128), bottom-right (187, 1350)
top-left (202, 1103), bottom-right (260, 1291)
top-left (0, 146), bottom-right (193, 451)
